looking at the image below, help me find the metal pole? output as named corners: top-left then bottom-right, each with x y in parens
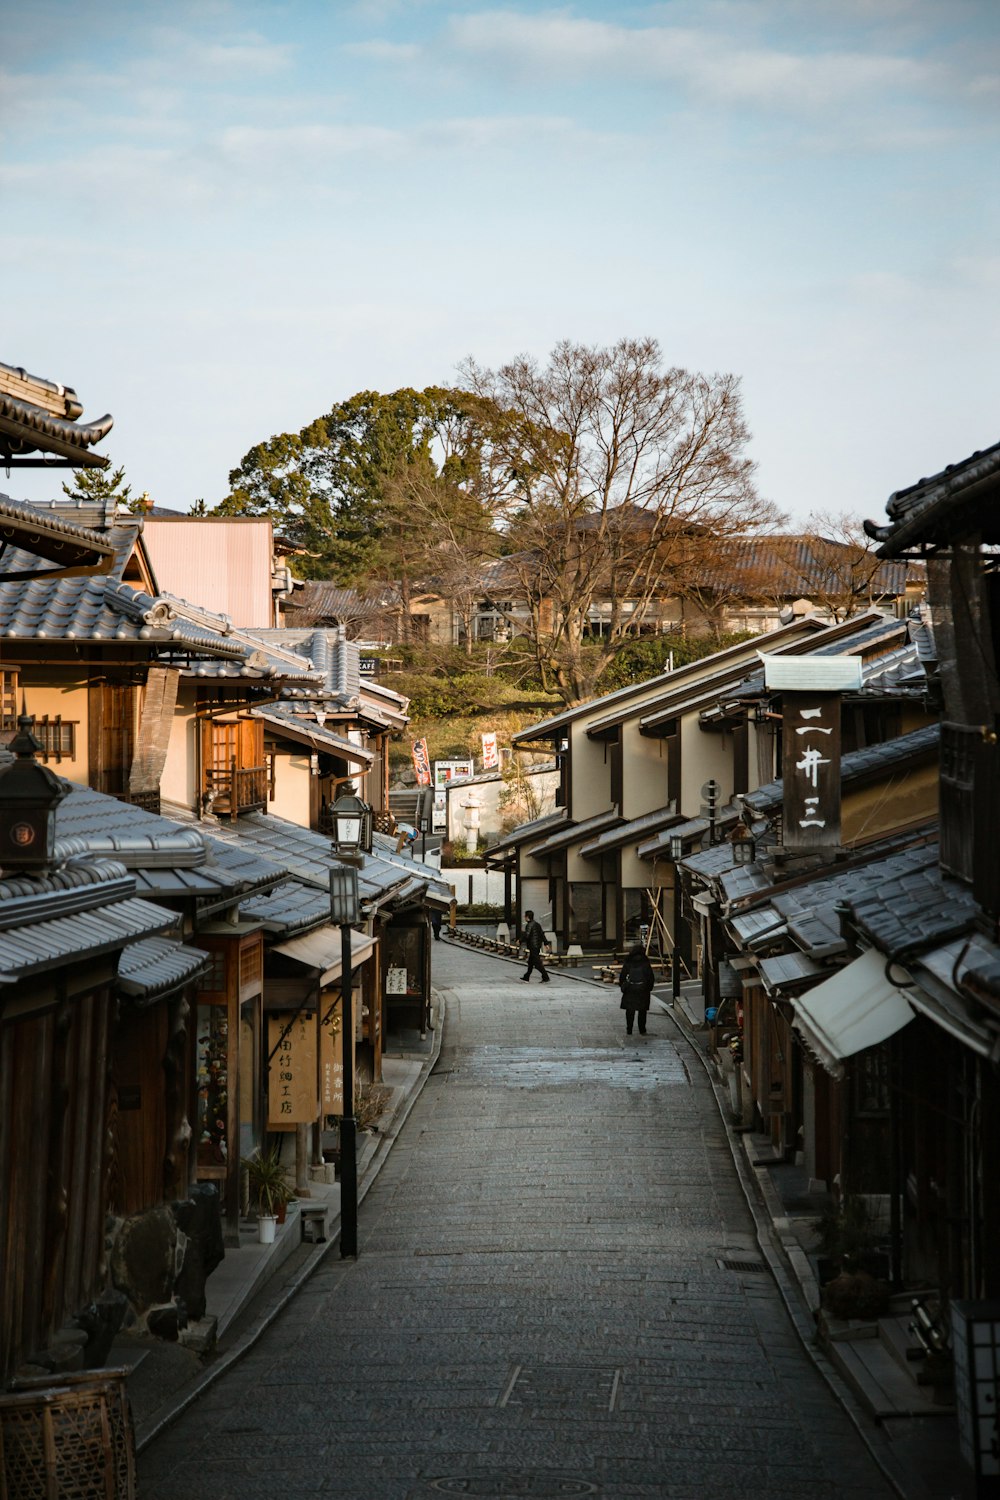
top-left (339, 920), bottom-right (358, 1258)
top-left (672, 870), bottom-right (682, 1004)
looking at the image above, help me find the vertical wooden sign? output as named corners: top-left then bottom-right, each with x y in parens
top-left (782, 692), bottom-right (841, 850)
top-left (267, 1014), bottom-right (319, 1128)
top-left (319, 991), bottom-right (345, 1116)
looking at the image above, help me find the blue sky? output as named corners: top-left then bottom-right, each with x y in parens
top-left (3, 0), bottom-right (998, 526)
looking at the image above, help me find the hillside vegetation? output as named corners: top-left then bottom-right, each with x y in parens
top-left (382, 632), bottom-right (754, 779)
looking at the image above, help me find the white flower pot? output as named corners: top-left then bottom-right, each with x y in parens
top-left (258, 1215), bottom-right (277, 1245)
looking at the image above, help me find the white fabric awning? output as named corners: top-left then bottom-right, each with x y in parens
top-left (791, 946), bottom-right (914, 1080)
top-left (271, 926), bottom-right (376, 987)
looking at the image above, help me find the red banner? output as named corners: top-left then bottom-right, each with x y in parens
top-left (411, 738), bottom-right (431, 787)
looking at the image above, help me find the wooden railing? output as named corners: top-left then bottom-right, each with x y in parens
top-left (203, 761), bottom-right (268, 820)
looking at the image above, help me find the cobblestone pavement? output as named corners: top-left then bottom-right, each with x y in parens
top-left (140, 943), bottom-right (896, 1500)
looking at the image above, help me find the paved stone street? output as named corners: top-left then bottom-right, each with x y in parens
top-left (140, 943), bottom-right (895, 1499)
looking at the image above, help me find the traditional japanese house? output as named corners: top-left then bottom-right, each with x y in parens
top-left (505, 612), bottom-right (895, 953)
top-left (857, 441), bottom-right (1000, 1314)
top-left (0, 725), bottom-right (213, 1381)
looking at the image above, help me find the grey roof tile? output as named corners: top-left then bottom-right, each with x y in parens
top-left (0, 893), bottom-right (177, 980)
top-left (0, 493), bottom-right (116, 570)
top-left (741, 723), bottom-right (940, 813)
top-left (118, 936), bottom-right (210, 1004)
top-left (865, 439), bottom-right (1000, 554)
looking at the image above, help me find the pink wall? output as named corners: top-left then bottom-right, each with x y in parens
top-left (142, 518), bottom-right (274, 626)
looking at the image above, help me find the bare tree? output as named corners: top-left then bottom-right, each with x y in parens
top-left (791, 511), bottom-right (904, 622)
top-left (459, 338), bottom-right (782, 703)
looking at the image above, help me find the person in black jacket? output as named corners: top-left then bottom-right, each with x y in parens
top-left (619, 945), bottom-right (655, 1034)
top-left (520, 910), bottom-right (550, 982)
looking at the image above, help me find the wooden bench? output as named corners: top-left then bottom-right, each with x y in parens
top-left (300, 1204), bottom-right (329, 1243)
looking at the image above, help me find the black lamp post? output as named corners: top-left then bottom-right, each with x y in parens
top-left (0, 710), bottom-right (67, 872)
top-left (328, 785), bottom-right (372, 1260)
top-left (669, 831), bottom-right (684, 1004)
top-left (328, 784), bottom-right (373, 859)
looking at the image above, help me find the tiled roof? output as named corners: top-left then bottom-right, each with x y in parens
top-left (179, 810), bottom-right (451, 910)
top-left (693, 535), bottom-right (916, 599)
top-left (0, 885), bottom-right (177, 980)
top-left (56, 786), bottom-right (285, 899)
top-left (246, 628), bottom-right (360, 698)
top-left (282, 582), bottom-right (394, 627)
top-left (0, 380), bottom-right (113, 466)
top-left (847, 844), bottom-right (976, 957)
top-left (512, 616), bottom-right (835, 744)
top-left (0, 546), bottom-right (254, 662)
top-left (117, 936), bottom-right (210, 1003)
top-left (485, 810), bottom-right (568, 859)
top-left (579, 806), bottom-right (683, 860)
top-left (864, 439), bottom-right (1000, 556)
top-left (240, 879), bottom-right (331, 935)
top-left (529, 810), bottom-right (624, 859)
top-left (756, 950), bottom-right (827, 993)
top-left (254, 708), bottom-right (374, 764)
top-left (0, 493), bottom-right (116, 572)
top-left (740, 723), bottom-right (940, 813)
top-left (638, 807), bottom-right (741, 861)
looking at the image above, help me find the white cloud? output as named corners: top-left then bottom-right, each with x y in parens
top-left (443, 9), bottom-right (963, 115)
top-left (343, 39), bottom-right (422, 63)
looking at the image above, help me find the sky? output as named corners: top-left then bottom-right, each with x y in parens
top-left (2, 0), bottom-right (998, 528)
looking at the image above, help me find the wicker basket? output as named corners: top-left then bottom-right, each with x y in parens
top-left (0, 1370), bottom-right (136, 1500)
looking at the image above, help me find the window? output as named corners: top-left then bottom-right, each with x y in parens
top-left (1, 671), bottom-right (17, 734)
top-left (33, 717), bottom-right (77, 762)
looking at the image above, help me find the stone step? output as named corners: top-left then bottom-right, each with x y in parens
top-left (880, 1312), bottom-right (927, 1377)
top-left (828, 1334), bottom-right (954, 1421)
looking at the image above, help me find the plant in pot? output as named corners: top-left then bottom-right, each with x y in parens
top-left (813, 1194), bottom-right (890, 1319)
top-left (242, 1147), bottom-right (291, 1244)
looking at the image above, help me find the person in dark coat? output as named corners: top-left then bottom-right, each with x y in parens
top-left (520, 910), bottom-right (550, 983)
top-left (431, 910), bottom-right (442, 940)
top-left (619, 945), bottom-right (655, 1035)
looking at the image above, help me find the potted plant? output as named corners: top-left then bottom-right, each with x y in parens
top-left (242, 1147), bottom-right (291, 1244)
top-left (813, 1194), bottom-right (890, 1318)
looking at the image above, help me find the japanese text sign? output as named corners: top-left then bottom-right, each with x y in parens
top-left (781, 692), bottom-right (841, 849)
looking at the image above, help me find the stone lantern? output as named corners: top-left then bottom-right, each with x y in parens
top-left (462, 789), bottom-right (481, 856)
top-left (0, 711), bottom-right (68, 873)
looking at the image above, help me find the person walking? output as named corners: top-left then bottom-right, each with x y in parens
top-left (520, 911), bottom-right (550, 983)
top-left (619, 944), bottom-right (655, 1034)
top-left (431, 910), bottom-right (442, 941)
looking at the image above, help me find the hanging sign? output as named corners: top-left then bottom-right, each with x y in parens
top-left (781, 692), bottom-right (841, 849)
top-left (267, 1014), bottom-right (319, 1128)
top-left (481, 732), bottom-right (499, 770)
top-left (411, 738), bottom-right (431, 787)
top-left (318, 992), bottom-right (345, 1115)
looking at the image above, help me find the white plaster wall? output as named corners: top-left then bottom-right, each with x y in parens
top-left (270, 752), bottom-right (313, 827)
top-left (621, 725), bottom-right (668, 818)
top-left (161, 690), bottom-right (198, 810)
top-left (17, 675), bottom-right (91, 785)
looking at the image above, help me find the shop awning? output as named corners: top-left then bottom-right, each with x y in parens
top-left (271, 925), bottom-right (376, 986)
top-left (791, 946), bottom-right (914, 1080)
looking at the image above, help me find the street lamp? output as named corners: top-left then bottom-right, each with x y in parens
top-left (669, 831), bottom-right (684, 1004)
top-left (329, 785), bottom-right (372, 1260)
top-left (732, 832), bottom-right (756, 866)
top-left (329, 862), bottom-right (361, 1258)
top-left (328, 784), bottom-right (373, 860)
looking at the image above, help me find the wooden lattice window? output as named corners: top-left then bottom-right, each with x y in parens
top-left (33, 717), bottom-right (77, 762)
top-left (1, 671), bottom-right (17, 734)
top-left (239, 942), bottom-right (262, 991)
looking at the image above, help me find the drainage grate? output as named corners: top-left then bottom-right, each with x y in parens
top-left (498, 1362), bottom-right (623, 1413)
top-left (717, 1256), bottom-right (768, 1273)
